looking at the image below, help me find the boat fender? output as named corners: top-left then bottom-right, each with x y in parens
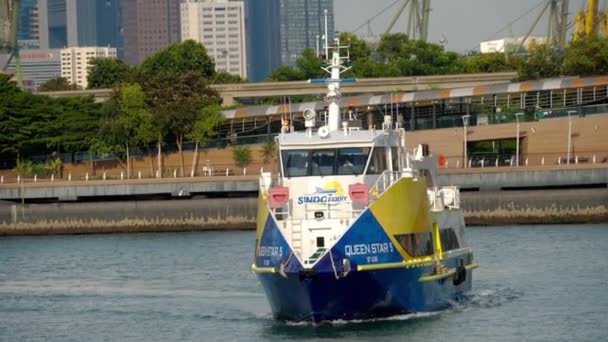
top-left (453, 266), bottom-right (467, 286)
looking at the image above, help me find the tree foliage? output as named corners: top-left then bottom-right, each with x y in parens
top-left (461, 53), bottom-right (514, 73)
top-left (0, 75), bottom-right (101, 161)
top-left (38, 77), bottom-right (81, 91)
top-left (139, 40), bottom-right (215, 79)
top-left (232, 145), bottom-right (252, 168)
top-left (187, 104), bottom-right (223, 145)
top-left (87, 57), bottom-right (134, 89)
top-left (518, 45), bottom-right (563, 81)
top-left (562, 36), bottom-right (608, 76)
top-left (212, 70), bottom-right (247, 84)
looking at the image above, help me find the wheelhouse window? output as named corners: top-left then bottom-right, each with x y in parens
top-left (283, 150), bottom-right (309, 177)
top-left (311, 150), bottom-right (335, 176)
top-left (367, 147), bottom-right (387, 174)
top-left (338, 148), bottom-right (369, 175)
top-left (282, 147), bottom-right (371, 177)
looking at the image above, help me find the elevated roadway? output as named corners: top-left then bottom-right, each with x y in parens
top-left (37, 72), bottom-right (517, 105)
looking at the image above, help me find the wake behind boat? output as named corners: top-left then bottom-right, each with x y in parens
top-left (253, 30), bottom-right (477, 323)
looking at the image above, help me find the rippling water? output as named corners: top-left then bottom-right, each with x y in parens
top-left (1, 225), bottom-right (607, 341)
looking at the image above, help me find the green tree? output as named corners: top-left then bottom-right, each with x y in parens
top-left (87, 57), bottom-right (133, 89)
top-left (187, 104), bottom-right (223, 176)
top-left (377, 33), bottom-right (410, 62)
top-left (142, 71), bottom-right (221, 176)
top-left (397, 39), bottom-right (462, 76)
top-left (266, 65), bottom-right (306, 82)
top-left (140, 40), bottom-right (215, 79)
top-left (461, 53), bottom-right (514, 73)
top-left (296, 48), bottom-right (324, 79)
top-left (259, 137), bottom-right (276, 164)
top-left (42, 96), bottom-right (102, 155)
top-left (212, 70), bottom-right (247, 84)
top-left (96, 84), bottom-right (158, 177)
top-left (341, 32), bottom-right (372, 61)
top-left (232, 145), bottom-right (252, 168)
top-left (562, 36), bottom-right (608, 76)
top-left (518, 45), bottom-right (562, 80)
top-left (38, 77), bottom-right (81, 91)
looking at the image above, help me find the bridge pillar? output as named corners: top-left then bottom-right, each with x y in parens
top-left (222, 94), bottom-right (235, 106)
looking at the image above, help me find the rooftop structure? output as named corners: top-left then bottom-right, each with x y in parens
top-left (480, 36), bottom-right (548, 54)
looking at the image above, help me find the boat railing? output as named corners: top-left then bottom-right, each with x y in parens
top-left (370, 170), bottom-right (418, 199)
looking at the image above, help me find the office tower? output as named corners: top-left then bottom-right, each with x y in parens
top-left (181, 0), bottom-right (247, 79)
top-left (44, 0), bottom-right (67, 48)
top-left (60, 46), bottom-right (117, 88)
top-left (95, 0), bottom-right (123, 57)
top-left (122, 0), bottom-right (181, 65)
top-left (279, 0), bottom-right (334, 66)
top-left (18, 0), bottom-right (38, 41)
top-left (37, 0), bottom-right (123, 54)
top-left (244, 0), bottom-right (280, 82)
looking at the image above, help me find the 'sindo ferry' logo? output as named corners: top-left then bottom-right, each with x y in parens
top-left (297, 181), bottom-right (348, 205)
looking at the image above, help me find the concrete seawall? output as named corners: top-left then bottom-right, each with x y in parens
top-left (1, 188), bottom-right (606, 236)
top-left (0, 198), bottom-right (256, 236)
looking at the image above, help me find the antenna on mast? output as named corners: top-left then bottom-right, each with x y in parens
top-left (324, 9), bottom-right (329, 60)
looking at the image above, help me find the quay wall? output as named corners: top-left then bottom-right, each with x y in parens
top-left (0, 188), bottom-right (606, 236)
top-left (1, 168), bottom-right (606, 202)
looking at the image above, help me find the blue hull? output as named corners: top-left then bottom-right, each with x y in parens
top-left (257, 254), bottom-right (473, 322)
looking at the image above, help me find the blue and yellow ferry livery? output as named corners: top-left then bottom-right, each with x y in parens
top-left (253, 34), bottom-right (476, 323)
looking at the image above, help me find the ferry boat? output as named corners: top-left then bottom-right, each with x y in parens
top-left (253, 35), bottom-right (477, 323)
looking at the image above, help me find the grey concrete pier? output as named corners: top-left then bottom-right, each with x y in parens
top-left (0, 169), bottom-right (606, 202)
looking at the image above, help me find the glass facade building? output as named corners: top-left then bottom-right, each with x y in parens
top-left (47, 0), bottom-right (67, 48)
top-left (245, 0), bottom-right (280, 82)
top-left (18, 0), bottom-right (37, 40)
top-left (37, 0), bottom-right (122, 55)
top-left (279, 0), bottom-right (334, 66)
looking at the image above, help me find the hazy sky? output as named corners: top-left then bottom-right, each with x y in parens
top-left (334, 0), bottom-right (593, 52)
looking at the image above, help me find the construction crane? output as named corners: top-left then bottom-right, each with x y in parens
top-left (574, 0), bottom-right (607, 40)
top-left (383, 0), bottom-right (431, 41)
top-left (1, 0), bottom-right (21, 87)
top-left (518, 0), bottom-right (569, 51)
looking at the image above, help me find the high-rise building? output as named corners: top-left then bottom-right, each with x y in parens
top-left (122, 0), bottom-right (181, 65)
top-left (242, 0), bottom-right (334, 81)
top-left (6, 49), bottom-right (61, 91)
top-left (36, 0), bottom-right (123, 54)
top-left (95, 0), bottom-right (123, 58)
top-left (181, 0), bottom-right (247, 79)
top-left (60, 46), bottom-right (117, 89)
top-left (279, 0), bottom-right (334, 66)
top-left (244, 0), bottom-right (280, 82)
top-left (18, 0), bottom-right (38, 41)
top-left (44, 0), bottom-right (67, 48)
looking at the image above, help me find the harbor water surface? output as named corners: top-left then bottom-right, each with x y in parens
top-left (1, 225), bottom-right (607, 341)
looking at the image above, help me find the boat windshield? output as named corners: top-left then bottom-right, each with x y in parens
top-left (282, 147), bottom-right (371, 177)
